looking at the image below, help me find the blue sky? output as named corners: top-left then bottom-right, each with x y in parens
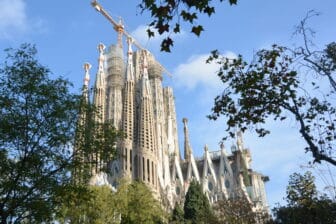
top-left (1, 0), bottom-right (336, 208)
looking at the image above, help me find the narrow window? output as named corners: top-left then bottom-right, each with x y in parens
top-left (152, 161), bottom-right (154, 184)
top-left (142, 157), bottom-right (145, 181)
top-left (134, 155), bottom-right (138, 179)
top-left (147, 159), bottom-right (150, 182)
top-left (125, 148), bottom-right (127, 170)
top-left (130, 149), bottom-right (132, 171)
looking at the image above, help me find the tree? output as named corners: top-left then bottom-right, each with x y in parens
top-left (183, 180), bottom-right (215, 224)
top-left (138, 0), bottom-right (238, 52)
top-left (0, 44), bottom-right (121, 223)
top-left (140, 2), bottom-right (336, 166)
top-left (116, 180), bottom-right (167, 224)
top-left (272, 171), bottom-right (336, 224)
top-left (56, 185), bottom-right (117, 224)
top-left (0, 44), bottom-right (81, 223)
top-left (170, 203), bottom-right (184, 224)
top-left (213, 197), bottom-right (270, 224)
top-left (73, 99), bottom-right (123, 184)
top-left (206, 12), bottom-right (336, 166)
top-left (286, 171), bottom-right (317, 207)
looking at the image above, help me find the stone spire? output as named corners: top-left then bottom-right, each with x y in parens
top-left (147, 52), bottom-right (167, 189)
top-left (120, 38), bottom-right (135, 178)
top-left (237, 130), bottom-right (244, 151)
top-left (93, 43), bottom-right (106, 123)
top-left (140, 50), bottom-right (151, 97)
top-left (137, 50), bottom-right (158, 188)
top-left (183, 118), bottom-right (192, 161)
top-left (83, 62), bottom-right (91, 103)
top-left (126, 37), bottom-right (134, 81)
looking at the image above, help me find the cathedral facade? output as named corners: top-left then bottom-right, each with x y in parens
top-left (81, 39), bottom-right (269, 213)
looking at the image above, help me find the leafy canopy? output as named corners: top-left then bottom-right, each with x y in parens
top-left (207, 29), bottom-right (336, 166)
top-left (183, 180), bottom-right (214, 224)
top-left (118, 180), bottom-right (167, 224)
top-left (0, 44), bottom-right (122, 223)
top-left (170, 203), bottom-right (184, 223)
top-left (57, 185), bottom-right (117, 224)
top-left (272, 171), bottom-right (336, 224)
top-left (138, 0), bottom-right (238, 52)
top-left (0, 44), bottom-right (80, 223)
top-left (213, 197), bottom-right (269, 224)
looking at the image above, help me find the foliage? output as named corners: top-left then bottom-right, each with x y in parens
top-left (0, 44), bottom-right (82, 223)
top-left (286, 171), bottom-right (317, 207)
top-left (0, 44), bottom-right (122, 223)
top-left (57, 180), bottom-right (166, 223)
top-left (138, 0), bottom-right (238, 52)
top-left (73, 100), bottom-right (123, 183)
top-left (117, 180), bottom-right (167, 224)
top-left (57, 185), bottom-right (117, 224)
top-left (206, 12), bottom-right (336, 166)
top-left (213, 197), bottom-right (270, 224)
top-left (272, 171), bottom-right (336, 224)
top-left (170, 203), bottom-right (184, 224)
top-left (183, 180), bottom-right (215, 224)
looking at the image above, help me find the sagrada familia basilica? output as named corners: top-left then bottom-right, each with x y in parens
top-left (78, 0), bottom-right (269, 214)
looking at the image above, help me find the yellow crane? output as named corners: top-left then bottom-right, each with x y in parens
top-left (91, 0), bottom-right (172, 77)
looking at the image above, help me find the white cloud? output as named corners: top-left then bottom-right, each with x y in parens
top-left (131, 24), bottom-right (186, 51)
top-left (0, 0), bottom-right (47, 39)
top-left (0, 0), bottom-right (27, 38)
top-left (173, 52), bottom-right (236, 90)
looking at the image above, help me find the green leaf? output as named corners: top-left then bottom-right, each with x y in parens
top-left (161, 37), bottom-right (173, 52)
top-left (191, 25), bottom-right (204, 36)
top-left (173, 23), bottom-right (180, 33)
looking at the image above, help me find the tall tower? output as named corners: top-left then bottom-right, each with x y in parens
top-left (164, 87), bottom-right (180, 158)
top-left (148, 55), bottom-right (167, 188)
top-left (121, 38), bottom-right (135, 179)
top-left (83, 62), bottom-right (91, 103)
top-left (136, 51), bottom-right (158, 190)
top-left (93, 43), bottom-right (106, 123)
top-left (74, 63), bottom-right (91, 183)
top-left (105, 44), bottom-right (124, 128)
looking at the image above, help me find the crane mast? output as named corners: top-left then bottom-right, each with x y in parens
top-left (91, 0), bottom-right (172, 77)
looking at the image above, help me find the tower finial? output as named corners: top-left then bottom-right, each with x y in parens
top-left (204, 144), bottom-right (209, 152)
top-left (82, 62), bottom-right (91, 102)
top-left (97, 43), bottom-right (105, 72)
top-left (220, 142), bottom-right (225, 151)
top-left (126, 37), bottom-right (134, 81)
top-left (142, 50), bottom-right (149, 79)
top-left (98, 42), bottom-right (105, 53)
top-left (183, 118), bottom-right (192, 161)
top-left (237, 130), bottom-right (244, 151)
top-left (83, 62), bottom-right (91, 88)
top-left (127, 37), bottom-right (133, 65)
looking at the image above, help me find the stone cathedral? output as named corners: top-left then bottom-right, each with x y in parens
top-left (80, 38), bottom-right (269, 213)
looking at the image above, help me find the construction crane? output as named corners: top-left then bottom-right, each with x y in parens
top-left (91, 0), bottom-right (172, 78)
